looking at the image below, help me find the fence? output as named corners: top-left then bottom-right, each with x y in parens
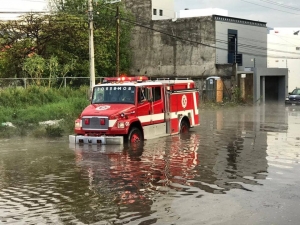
top-left (0, 77), bottom-right (106, 89)
top-left (0, 76), bottom-right (233, 102)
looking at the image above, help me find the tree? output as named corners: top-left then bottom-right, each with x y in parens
top-left (49, 0), bottom-right (134, 76)
top-left (0, 0), bottom-right (133, 82)
top-left (22, 54), bottom-right (46, 86)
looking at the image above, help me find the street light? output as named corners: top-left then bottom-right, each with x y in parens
top-left (251, 58), bottom-right (256, 68)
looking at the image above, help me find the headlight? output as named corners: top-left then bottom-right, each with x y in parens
top-left (75, 120), bottom-right (81, 128)
top-left (285, 97), bottom-right (289, 100)
top-left (118, 122), bottom-right (125, 128)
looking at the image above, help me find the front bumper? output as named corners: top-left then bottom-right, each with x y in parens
top-left (69, 134), bottom-right (124, 145)
top-left (285, 100), bottom-right (300, 105)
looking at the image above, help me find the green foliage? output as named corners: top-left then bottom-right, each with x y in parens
top-left (0, 2), bottom-right (133, 81)
top-left (232, 87), bottom-right (243, 103)
top-left (45, 125), bottom-right (64, 137)
top-left (0, 126), bottom-right (15, 138)
top-left (22, 54), bottom-right (46, 85)
top-left (0, 86), bottom-right (89, 139)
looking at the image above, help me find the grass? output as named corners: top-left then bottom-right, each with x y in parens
top-left (0, 86), bottom-right (90, 138)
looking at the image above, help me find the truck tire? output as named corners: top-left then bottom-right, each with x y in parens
top-left (128, 127), bottom-right (143, 143)
top-left (180, 120), bottom-right (190, 133)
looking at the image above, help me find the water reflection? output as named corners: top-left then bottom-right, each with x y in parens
top-left (1, 105), bottom-right (300, 224)
top-left (71, 133), bottom-right (200, 218)
top-left (196, 106), bottom-right (270, 194)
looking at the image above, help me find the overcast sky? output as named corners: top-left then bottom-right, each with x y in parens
top-left (0, 0), bottom-right (48, 20)
top-left (0, 0), bottom-right (299, 28)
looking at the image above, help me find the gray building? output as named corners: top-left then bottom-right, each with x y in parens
top-left (123, 0), bottom-right (288, 104)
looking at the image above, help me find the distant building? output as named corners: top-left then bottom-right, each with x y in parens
top-left (123, 0), bottom-right (288, 104)
top-left (151, 0), bottom-right (175, 20)
top-left (179, 8), bottom-right (228, 18)
top-left (268, 27), bottom-right (300, 92)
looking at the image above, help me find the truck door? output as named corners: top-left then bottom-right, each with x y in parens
top-left (136, 87), bottom-right (151, 126)
top-left (151, 86), bottom-right (165, 124)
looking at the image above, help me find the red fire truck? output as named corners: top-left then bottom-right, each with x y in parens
top-left (69, 76), bottom-right (200, 145)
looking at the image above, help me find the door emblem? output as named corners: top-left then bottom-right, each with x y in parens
top-left (96, 105), bottom-right (111, 111)
top-left (182, 95), bottom-right (187, 108)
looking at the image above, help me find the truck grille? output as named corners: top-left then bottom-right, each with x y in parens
top-left (82, 116), bottom-right (109, 130)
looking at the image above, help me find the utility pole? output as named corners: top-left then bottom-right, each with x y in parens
top-left (88, 0), bottom-right (95, 89)
top-left (116, 5), bottom-right (120, 77)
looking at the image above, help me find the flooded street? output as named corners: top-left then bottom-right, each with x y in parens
top-left (1, 104), bottom-right (300, 225)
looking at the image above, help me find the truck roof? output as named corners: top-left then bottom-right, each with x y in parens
top-left (95, 79), bottom-right (195, 87)
top-left (96, 81), bottom-right (162, 87)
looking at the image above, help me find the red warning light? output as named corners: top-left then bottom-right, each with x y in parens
top-left (103, 76), bottom-right (148, 83)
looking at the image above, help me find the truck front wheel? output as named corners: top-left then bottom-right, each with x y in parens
top-left (128, 127), bottom-right (143, 143)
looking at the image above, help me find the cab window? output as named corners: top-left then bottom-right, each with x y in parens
top-left (138, 87), bottom-right (147, 102)
top-left (153, 87), bottom-right (161, 101)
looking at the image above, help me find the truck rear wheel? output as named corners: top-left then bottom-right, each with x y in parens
top-left (180, 120), bottom-right (190, 133)
top-left (128, 127), bottom-right (143, 143)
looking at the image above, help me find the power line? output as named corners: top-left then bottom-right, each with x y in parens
top-left (1, 5), bottom-right (299, 59)
top-left (241, 0), bottom-right (300, 15)
top-left (100, 4), bottom-right (300, 58)
top-left (259, 0), bottom-right (300, 11)
top-left (119, 16), bottom-right (300, 59)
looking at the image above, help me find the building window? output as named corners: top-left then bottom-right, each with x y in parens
top-left (159, 9), bottom-right (163, 16)
top-left (153, 8), bottom-right (157, 15)
top-left (296, 47), bottom-right (300, 51)
top-left (228, 29), bottom-right (243, 66)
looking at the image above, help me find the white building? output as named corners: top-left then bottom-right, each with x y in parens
top-left (268, 28), bottom-right (300, 92)
top-left (151, 0), bottom-right (175, 20)
top-left (179, 8), bottom-right (228, 18)
top-left (151, 1), bottom-right (228, 21)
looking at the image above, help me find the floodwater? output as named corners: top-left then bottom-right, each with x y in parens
top-left (0, 104), bottom-right (300, 225)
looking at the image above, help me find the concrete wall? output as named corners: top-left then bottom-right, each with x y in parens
top-left (123, 0), bottom-right (152, 21)
top-left (127, 16), bottom-right (232, 78)
top-left (254, 68), bottom-right (288, 104)
top-left (215, 16), bottom-right (268, 69)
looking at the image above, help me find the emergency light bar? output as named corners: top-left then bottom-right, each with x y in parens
top-left (103, 76), bottom-right (148, 83)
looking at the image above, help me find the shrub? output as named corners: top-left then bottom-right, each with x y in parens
top-left (0, 85), bottom-right (89, 138)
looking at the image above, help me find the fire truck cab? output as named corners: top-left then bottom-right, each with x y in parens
top-left (69, 76), bottom-right (200, 145)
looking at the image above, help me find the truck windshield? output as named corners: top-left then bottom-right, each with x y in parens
top-left (92, 86), bottom-right (135, 104)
